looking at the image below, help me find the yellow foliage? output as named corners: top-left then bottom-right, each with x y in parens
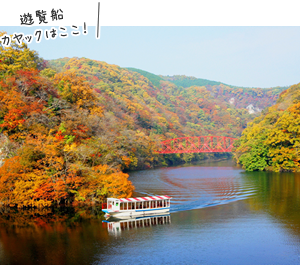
top-left (63, 143), bottom-right (77, 152)
top-left (90, 106), bottom-right (103, 116)
top-left (0, 31), bottom-right (39, 75)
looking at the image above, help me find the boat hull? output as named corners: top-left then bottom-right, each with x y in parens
top-left (103, 207), bottom-right (170, 218)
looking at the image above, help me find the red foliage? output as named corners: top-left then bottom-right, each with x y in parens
top-left (55, 131), bottom-right (64, 141)
top-left (16, 69), bottom-right (39, 88)
top-left (0, 109), bottom-right (25, 130)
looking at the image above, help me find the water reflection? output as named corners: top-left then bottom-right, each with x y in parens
top-left (0, 207), bottom-right (107, 265)
top-left (129, 164), bottom-right (300, 238)
top-left (103, 214), bottom-right (171, 237)
top-left (242, 170), bottom-right (300, 239)
top-left (130, 164), bottom-right (257, 212)
top-left (1, 161), bottom-right (300, 264)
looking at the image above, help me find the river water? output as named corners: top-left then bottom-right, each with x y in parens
top-left (1, 160), bottom-right (300, 264)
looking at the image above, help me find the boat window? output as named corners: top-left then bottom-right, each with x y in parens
top-left (120, 203), bottom-right (124, 210)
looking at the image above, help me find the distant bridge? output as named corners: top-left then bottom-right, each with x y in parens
top-left (156, 136), bottom-right (237, 154)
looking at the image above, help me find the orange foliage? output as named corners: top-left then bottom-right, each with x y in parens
top-left (0, 66), bottom-right (133, 208)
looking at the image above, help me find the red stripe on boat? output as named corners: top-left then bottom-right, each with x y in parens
top-left (120, 196), bottom-right (171, 202)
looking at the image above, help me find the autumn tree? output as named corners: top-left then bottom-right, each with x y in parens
top-left (234, 83), bottom-right (300, 172)
top-left (0, 31), bottom-right (41, 76)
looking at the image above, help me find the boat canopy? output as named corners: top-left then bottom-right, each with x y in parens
top-left (108, 195), bottom-right (172, 202)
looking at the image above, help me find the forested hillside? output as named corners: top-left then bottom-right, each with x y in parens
top-left (161, 75), bottom-right (287, 110)
top-left (234, 83), bottom-right (300, 172)
top-left (162, 75), bottom-right (224, 87)
top-left (0, 30), bottom-right (290, 208)
top-left (0, 33), bottom-right (133, 208)
top-left (49, 57), bottom-right (263, 139)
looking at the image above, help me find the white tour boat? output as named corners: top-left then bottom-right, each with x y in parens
top-left (102, 195), bottom-right (172, 218)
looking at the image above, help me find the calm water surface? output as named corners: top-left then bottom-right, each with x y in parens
top-left (1, 160), bottom-right (300, 264)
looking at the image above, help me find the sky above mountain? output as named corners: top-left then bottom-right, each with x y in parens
top-left (2, 26), bottom-right (300, 88)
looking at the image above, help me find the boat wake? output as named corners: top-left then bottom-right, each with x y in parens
top-left (130, 166), bottom-right (256, 213)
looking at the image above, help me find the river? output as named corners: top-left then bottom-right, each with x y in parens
top-left (1, 160), bottom-right (300, 264)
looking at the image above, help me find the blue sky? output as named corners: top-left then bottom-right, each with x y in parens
top-left (2, 26), bottom-right (300, 88)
